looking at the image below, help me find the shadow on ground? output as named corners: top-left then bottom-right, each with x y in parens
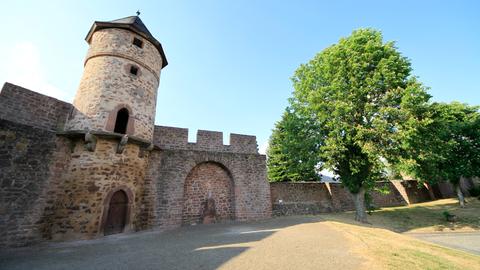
top-left (320, 198), bottom-right (480, 233)
top-left (0, 216), bottom-right (322, 270)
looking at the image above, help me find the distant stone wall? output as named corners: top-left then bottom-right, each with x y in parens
top-left (0, 119), bottom-right (59, 246)
top-left (390, 180), bottom-right (433, 204)
top-left (270, 180), bottom-right (434, 216)
top-left (269, 182), bottom-right (333, 215)
top-left (0, 83), bottom-right (72, 131)
top-left (153, 126), bottom-right (258, 154)
top-left (430, 178), bottom-right (476, 198)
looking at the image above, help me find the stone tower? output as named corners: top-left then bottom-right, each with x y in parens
top-left (66, 16), bottom-right (167, 141)
top-left (47, 16), bottom-right (168, 240)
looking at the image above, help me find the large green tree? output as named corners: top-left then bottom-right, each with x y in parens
top-left (291, 29), bottom-right (430, 222)
top-left (396, 102), bottom-right (480, 207)
top-left (267, 106), bottom-right (322, 182)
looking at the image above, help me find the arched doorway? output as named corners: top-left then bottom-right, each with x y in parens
top-left (114, 108), bottom-right (129, 134)
top-left (104, 190), bottom-right (128, 235)
top-left (182, 162), bottom-right (235, 225)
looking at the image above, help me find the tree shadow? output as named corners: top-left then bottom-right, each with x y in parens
top-left (0, 216), bottom-right (321, 270)
top-left (319, 199), bottom-right (480, 233)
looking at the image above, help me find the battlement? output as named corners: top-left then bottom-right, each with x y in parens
top-left (153, 126), bottom-right (259, 154)
top-left (0, 82), bottom-right (72, 131)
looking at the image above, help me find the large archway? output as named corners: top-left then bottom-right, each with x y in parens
top-left (182, 162), bottom-right (235, 225)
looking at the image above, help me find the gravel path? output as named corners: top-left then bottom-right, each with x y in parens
top-left (0, 217), bottom-right (364, 270)
top-left (405, 231), bottom-right (480, 255)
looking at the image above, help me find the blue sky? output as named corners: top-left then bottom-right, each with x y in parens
top-left (0, 1), bottom-right (478, 153)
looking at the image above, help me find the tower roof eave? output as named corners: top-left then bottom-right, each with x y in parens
top-left (85, 16), bottom-right (168, 68)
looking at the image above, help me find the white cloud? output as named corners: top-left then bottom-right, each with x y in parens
top-left (1, 42), bottom-right (69, 101)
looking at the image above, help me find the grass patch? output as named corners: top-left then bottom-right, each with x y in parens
top-left (327, 221), bottom-right (480, 269)
top-left (323, 198), bottom-right (480, 233)
top-left (318, 198), bottom-right (480, 269)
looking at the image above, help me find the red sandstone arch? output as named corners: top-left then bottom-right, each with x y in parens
top-left (100, 186), bottom-right (134, 235)
top-left (182, 162), bottom-right (235, 225)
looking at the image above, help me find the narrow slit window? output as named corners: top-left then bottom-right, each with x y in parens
top-left (114, 108), bottom-right (129, 134)
top-left (130, 66), bottom-right (138, 76)
top-left (133, 37), bottom-right (143, 48)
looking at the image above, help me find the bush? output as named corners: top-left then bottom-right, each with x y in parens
top-left (469, 186), bottom-right (480, 197)
top-left (443, 211), bottom-right (458, 222)
top-left (442, 211), bottom-right (450, 220)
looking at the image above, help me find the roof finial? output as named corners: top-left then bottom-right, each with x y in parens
top-left (136, 10), bottom-right (141, 16)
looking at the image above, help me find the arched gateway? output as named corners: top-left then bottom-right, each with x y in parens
top-left (182, 162), bottom-right (235, 225)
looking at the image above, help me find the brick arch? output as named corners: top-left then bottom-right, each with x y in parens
top-left (99, 186), bottom-right (134, 235)
top-left (105, 104), bottom-right (135, 135)
top-left (182, 161), bottom-right (235, 225)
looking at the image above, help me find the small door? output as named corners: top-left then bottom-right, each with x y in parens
top-left (104, 190), bottom-right (128, 235)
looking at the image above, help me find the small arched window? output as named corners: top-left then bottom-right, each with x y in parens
top-left (114, 108), bottom-right (129, 134)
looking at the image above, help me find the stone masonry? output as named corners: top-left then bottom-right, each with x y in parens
top-left (269, 180), bottom-right (456, 216)
top-left (0, 15), bottom-right (271, 247)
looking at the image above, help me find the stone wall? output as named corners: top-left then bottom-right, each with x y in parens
top-left (182, 162), bottom-right (234, 225)
top-left (43, 139), bottom-right (151, 241)
top-left (153, 126), bottom-right (258, 154)
top-left (148, 149), bottom-right (271, 229)
top-left (0, 84), bottom-right (271, 246)
top-left (0, 83), bottom-right (72, 131)
top-left (0, 119), bottom-right (60, 246)
top-left (270, 181), bottom-right (434, 216)
top-left (390, 180), bottom-right (433, 204)
top-left (269, 182), bottom-right (333, 215)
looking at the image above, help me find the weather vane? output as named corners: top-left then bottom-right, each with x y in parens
top-left (136, 10), bottom-right (141, 16)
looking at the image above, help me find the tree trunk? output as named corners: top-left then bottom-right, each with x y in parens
top-left (455, 184), bottom-right (466, 208)
top-left (352, 187), bottom-right (368, 223)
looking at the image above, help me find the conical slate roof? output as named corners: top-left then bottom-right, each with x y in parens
top-left (85, 16), bottom-right (168, 68)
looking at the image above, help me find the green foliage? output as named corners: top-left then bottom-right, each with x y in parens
top-left (290, 28), bottom-right (430, 194)
top-left (396, 102), bottom-right (480, 186)
top-left (374, 182), bottom-right (392, 195)
top-left (469, 186), bottom-right (480, 197)
top-left (442, 211), bottom-right (451, 220)
top-left (267, 107), bottom-right (322, 182)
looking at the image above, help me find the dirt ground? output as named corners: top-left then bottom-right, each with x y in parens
top-left (1, 215), bottom-right (479, 270)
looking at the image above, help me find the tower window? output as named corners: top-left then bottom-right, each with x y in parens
top-left (130, 66), bottom-right (138, 76)
top-left (114, 108), bottom-right (129, 134)
top-left (133, 37), bottom-right (143, 48)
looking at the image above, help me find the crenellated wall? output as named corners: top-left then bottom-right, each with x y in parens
top-left (153, 126), bottom-right (258, 154)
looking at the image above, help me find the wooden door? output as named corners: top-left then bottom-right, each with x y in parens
top-left (104, 190), bottom-right (128, 235)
